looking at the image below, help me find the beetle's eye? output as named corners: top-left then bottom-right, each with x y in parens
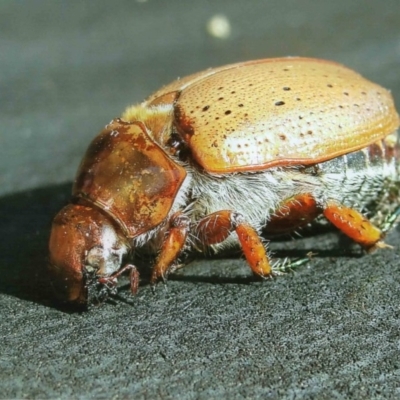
top-left (86, 246), bottom-right (104, 270)
top-left (86, 246), bottom-right (124, 276)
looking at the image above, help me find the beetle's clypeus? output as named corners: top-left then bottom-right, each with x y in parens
top-left (48, 57), bottom-right (400, 306)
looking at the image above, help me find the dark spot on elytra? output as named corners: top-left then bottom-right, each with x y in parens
top-left (296, 98), bottom-right (301, 101)
top-left (238, 104), bottom-right (244, 107)
top-left (307, 130), bottom-right (313, 135)
top-left (275, 101), bottom-right (285, 106)
top-left (279, 134), bottom-right (287, 140)
top-left (327, 84), bottom-right (333, 88)
top-left (218, 97), bottom-right (224, 101)
top-left (283, 87), bottom-right (291, 91)
top-left (202, 105), bottom-right (210, 112)
top-left (343, 92), bottom-right (349, 96)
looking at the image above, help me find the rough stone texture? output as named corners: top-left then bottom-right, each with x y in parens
top-left (1, 1), bottom-right (400, 398)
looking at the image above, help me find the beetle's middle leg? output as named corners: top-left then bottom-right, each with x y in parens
top-left (194, 210), bottom-right (273, 278)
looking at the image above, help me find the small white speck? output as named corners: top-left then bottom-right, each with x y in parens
top-left (206, 14), bottom-right (231, 39)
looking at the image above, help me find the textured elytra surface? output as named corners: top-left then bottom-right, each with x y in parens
top-left (148, 58), bottom-right (399, 173)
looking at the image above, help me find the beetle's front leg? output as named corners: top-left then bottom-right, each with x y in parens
top-left (195, 210), bottom-right (273, 278)
top-left (150, 212), bottom-right (190, 285)
top-left (98, 264), bottom-right (140, 296)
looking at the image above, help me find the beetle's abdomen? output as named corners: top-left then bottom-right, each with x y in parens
top-left (319, 131), bottom-right (399, 174)
top-left (265, 131), bottom-right (400, 235)
top-left (323, 131), bottom-right (400, 230)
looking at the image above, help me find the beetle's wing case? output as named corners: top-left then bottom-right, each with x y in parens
top-left (146, 57), bottom-right (399, 174)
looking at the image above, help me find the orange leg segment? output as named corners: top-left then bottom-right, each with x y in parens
top-left (265, 193), bottom-right (320, 234)
top-left (150, 213), bottom-right (190, 284)
top-left (323, 201), bottom-right (385, 250)
top-left (195, 210), bottom-right (272, 277)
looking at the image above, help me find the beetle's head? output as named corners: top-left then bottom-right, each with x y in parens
top-left (48, 203), bottom-right (129, 306)
top-left (48, 118), bottom-right (187, 306)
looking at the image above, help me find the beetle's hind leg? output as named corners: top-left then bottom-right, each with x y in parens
top-left (193, 210), bottom-right (273, 278)
top-left (323, 200), bottom-right (391, 252)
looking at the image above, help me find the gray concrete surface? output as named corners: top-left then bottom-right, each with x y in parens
top-left (1, 0), bottom-right (400, 398)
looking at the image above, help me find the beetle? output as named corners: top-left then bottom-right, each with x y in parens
top-left (48, 57), bottom-right (400, 306)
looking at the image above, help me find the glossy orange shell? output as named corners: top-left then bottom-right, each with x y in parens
top-left (73, 120), bottom-right (186, 238)
top-left (145, 57), bottom-right (400, 173)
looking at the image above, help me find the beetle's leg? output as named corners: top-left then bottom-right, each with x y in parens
top-left (150, 212), bottom-right (190, 285)
top-left (323, 201), bottom-right (390, 251)
top-left (98, 263), bottom-right (139, 295)
top-left (265, 193), bottom-right (320, 234)
top-left (195, 210), bottom-right (272, 277)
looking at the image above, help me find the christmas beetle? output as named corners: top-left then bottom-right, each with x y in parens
top-left (48, 57), bottom-right (400, 306)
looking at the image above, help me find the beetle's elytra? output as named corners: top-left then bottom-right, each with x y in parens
top-left (49, 57), bottom-right (400, 306)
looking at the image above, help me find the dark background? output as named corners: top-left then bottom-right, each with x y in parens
top-left (1, 1), bottom-right (400, 398)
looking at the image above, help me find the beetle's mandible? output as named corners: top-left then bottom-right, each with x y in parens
top-left (48, 57), bottom-right (400, 306)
